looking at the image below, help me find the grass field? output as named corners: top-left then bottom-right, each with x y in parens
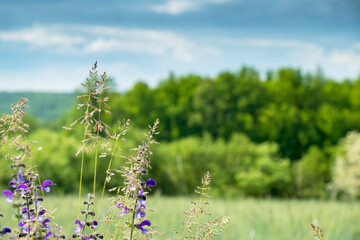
top-left (1, 196), bottom-right (359, 239)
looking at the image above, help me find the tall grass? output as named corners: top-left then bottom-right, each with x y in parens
top-left (0, 63), bottom-right (230, 239)
top-left (1, 197), bottom-right (358, 239)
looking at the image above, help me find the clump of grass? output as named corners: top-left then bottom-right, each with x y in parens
top-left (311, 224), bottom-right (325, 240)
top-left (0, 98), bottom-right (64, 239)
top-left (176, 171), bottom-right (230, 239)
top-left (0, 62), bottom-right (230, 239)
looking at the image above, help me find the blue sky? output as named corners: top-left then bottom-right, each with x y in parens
top-left (0, 0), bottom-right (359, 92)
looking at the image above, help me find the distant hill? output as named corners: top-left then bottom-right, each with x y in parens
top-left (0, 92), bottom-right (76, 121)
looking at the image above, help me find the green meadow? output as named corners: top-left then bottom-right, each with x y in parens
top-left (1, 196), bottom-right (359, 239)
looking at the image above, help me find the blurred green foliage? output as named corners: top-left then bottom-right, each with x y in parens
top-left (329, 131), bottom-right (360, 199)
top-left (98, 67), bottom-right (360, 161)
top-left (1, 66), bottom-right (360, 198)
top-left (0, 92), bottom-right (75, 121)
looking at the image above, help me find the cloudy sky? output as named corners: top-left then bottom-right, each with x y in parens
top-left (0, 0), bottom-right (359, 92)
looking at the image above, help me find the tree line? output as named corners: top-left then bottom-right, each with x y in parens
top-left (2, 66), bottom-right (360, 198)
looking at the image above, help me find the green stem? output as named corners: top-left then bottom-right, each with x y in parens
top-left (93, 99), bottom-right (102, 204)
top-left (77, 82), bottom-right (92, 220)
top-left (97, 135), bottom-right (119, 220)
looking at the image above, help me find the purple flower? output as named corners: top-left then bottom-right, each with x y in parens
top-left (18, 221), bottom-right (26, 227)
top-left (146, 179), bottom-right (156, 187)
top-left (45, 231), bottom-right (53, 240)
top-left (116, 203), bottom-right (129, 217)
top-left (138, 189), bottom-right (147, 205)
top-left (9, 178), bottom-right (17, 188)
top-left (41, 180), bottom-right (56, 192)
top-left (2, 227), bottom-right (11, 234)
top-left (74, 219), bottom-right (83, 233)
top-left (42, 218), bottom-right (51, 230)
top-left (21, 207), bottom-right (29, 219)
top-left (42, 218), bottom-right (51, 226)
top-left (39, 208), bottom-right (47, 216)
top-left (2, 189), bottom-right (13, 202)
top-left (17, 169), bottom-right (24, 183)
top-left (137, 219), bottom-right (151, 234)
top-left (135, 210), bottom-right (146, 218)
top-left (135, 202), bottom-right (146, 218)
top-left (16, 184), bottom-right (28, 190)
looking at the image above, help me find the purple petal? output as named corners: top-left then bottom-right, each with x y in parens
top-left (138, 219), bottom-right (151, 228)
top-left (42, 218), bottom-right (51, 226)
top-left (3, 227), bottom-right (11, 234)
top-left (74, 219), bottom-right (82, 228)
top-left (74, 227), bottom-right (81, 234)
top-left (16, 184), bottom-right (28, 190)
top-left (9, 178), bottom-right (17, 188)
top-left (45, 231), bottom-right (52, 239)
top-left (146, 179), bottom-right (156, 187)
top-left (2, 190), bottom-right (13, 202)
top-left (39, 208), bottom-right (47, 215)
top-left (17, 169), bottom-right (24, 182)
top-left (41, 180), bottom-right (56, 191)
top-left (18, 221), bottom-right (26, 227)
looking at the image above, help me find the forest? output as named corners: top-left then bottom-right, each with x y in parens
top-left (1, 66), bottom-right (360, 199)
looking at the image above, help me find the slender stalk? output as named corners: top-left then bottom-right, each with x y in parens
top-left (77, 82), bottom-right (92, 219)
top-left (193, 183), bottom-right (205, 239)
top-left (202, 229), bottom-right (214, 240)
top-left (98, 137), bottom-right (119, 220)
top-left (26, 195), bottom-right (31, 236)
top-left (93, 98), bottom-right (102, 203)
top-left (81, 197), bottom-right (92, 235)
top-left (104, 208), bottom-right (117, 240)
top-left (129, 199), bottom-right (138, 240)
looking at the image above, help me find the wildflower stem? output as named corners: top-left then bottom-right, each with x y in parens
top-left (104, 209), bottom-right (117, 240)
top-left (77, 82), bottom-right (92, 220)
top-left (93, 98), bottom-right (102, 204)
top-left (26, 195), bottom-right (31, 236)
top-left (98, 125), bottom-right (119, 219)
top-left (202, 229), bottom-right (214, 240)
top-left (81, 196), bottom-right (92, 235)
top-left (129, 201), bottom-right (137, 240)
top-left (193, 183), bottom-right (205, 239)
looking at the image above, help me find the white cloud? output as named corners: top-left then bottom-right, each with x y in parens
top-left (219, 37), bottom-right (360, 80)
top-left (326, 50), bottom-right (360, 78)
top-left (353, 42), bottom-right (360, 50)
top-left (81, 26), bottom-right (196, 61)
top-left (0, 65), bottom-right (89, 92)
top-left (1, 25), bottom-right (359, 92)
top-left (0, 25), bottom-right (201, 62)
top-left (221, 38), bottom-right (322, 52)
top-left (0, 62), bottom-right (168, 92)
top-left (151, 0), bottom-right (228, 15)
top-left (0, 25), bottom-right (84, 52)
